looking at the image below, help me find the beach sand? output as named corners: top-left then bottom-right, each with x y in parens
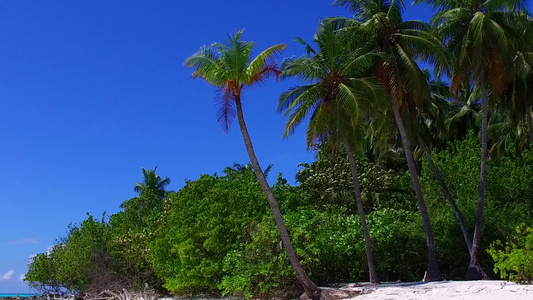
top-left (327, 280), bottom-right (533, 299)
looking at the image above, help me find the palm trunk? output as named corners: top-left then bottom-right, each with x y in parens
top-left (391, 99), bottom-right (443, 281)
top-left (527, 107), bottom-right (533, 147)
top-left (235, 96), bottom-right (322, 300)
top-left (417, 135), bottom-right (472, 251)
top-left (466, 84), bottom-right (489, 280)
top-left (345, 143), bottom-right (379, 284)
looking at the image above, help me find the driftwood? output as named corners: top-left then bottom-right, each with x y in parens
top-left (83, 289), bottom-right (157, 300)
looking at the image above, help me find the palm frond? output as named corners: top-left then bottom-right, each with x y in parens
top-left (216, 81), bottom-right (238, 132)
top-left (295, 37), bottom-right (317, 55)
top-left (278, 84), bottom-right (316, 112)
top-left (246, 44), bottom-right (286, 80)
top-left (281, 57), bottom-right (326, 81)
top-left (184, 46), bottom-right (226, 86)
top-left (394, 43), bottom-right (429, 105)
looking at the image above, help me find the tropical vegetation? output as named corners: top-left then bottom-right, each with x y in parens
top-left (26, 0), bottom-right (533, 299)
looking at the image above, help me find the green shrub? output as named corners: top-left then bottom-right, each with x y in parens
top-left (150, 168), bottom-right (271, 294)
top-left (367, 208), bottom-right (426, 281)
top-left (488, 224), bottom-right (533, 283)
top-left (219, 208), bottom-right (363, 298)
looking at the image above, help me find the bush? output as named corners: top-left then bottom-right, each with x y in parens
top-left (151, 169), bottom-right (270, 294)
top-left (219, 208), bottom-right (363, 298)
top-left (488, 224), bottom-right (533, 283)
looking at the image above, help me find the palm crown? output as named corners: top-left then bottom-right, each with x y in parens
top-left (184, 30), bottom-right (285, 132)
top-left (278, 22), bottom-right (386, 149)
top-left (425, 0), bottom-right (526, 94)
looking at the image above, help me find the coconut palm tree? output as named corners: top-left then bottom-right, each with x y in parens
top-left (502, 13), bottom-right (533, 147)
top-left (184, 31), bottom-right (322, 299)
top-left (279, 22), bottom-right (386, 283)
top-left (134, 166), bottom-right (170, 199)
top-left (412, 77), bottom-right (475, 251)
top-left (120, 166), bottom-right (170, 210)
top-left (333, 0), bottom-right (449, 281)
top-left (421, 0), bottom-right (527, 279)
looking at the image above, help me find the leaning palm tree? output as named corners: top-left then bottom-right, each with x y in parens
top-left (279, 21), bottom-right (386, 283)
top-left (421, 0), bottom-right (527, 279)
top-left (184, 31), bottom-right (322, 299)
top-left (333, 0), bottom-right (449, 281)
top-left (413, 77), bottom-right (488, 279)
top-left (413, 77), bottom-right (475, 252)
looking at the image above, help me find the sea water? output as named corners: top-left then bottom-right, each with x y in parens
top-left (0, 294), bottom-right (38, 298)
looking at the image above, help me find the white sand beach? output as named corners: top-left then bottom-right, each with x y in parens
top-left (333, 280), bottom-right (533, 299)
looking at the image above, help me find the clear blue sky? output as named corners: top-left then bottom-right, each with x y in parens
top-left (0, 0), bottom-right (509, 293)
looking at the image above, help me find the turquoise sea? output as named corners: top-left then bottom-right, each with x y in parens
top-left (0, 294), bottom-right (38, 298)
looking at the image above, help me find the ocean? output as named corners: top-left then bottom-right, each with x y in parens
top-left (0, 294), bottom-right (38, 298)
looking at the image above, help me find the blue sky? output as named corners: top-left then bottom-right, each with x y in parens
top-left (0, 0), bottom-right (510, 293)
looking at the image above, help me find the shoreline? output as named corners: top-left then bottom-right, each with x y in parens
top-left (4, 281), bottom-right (533, 300)
top-left (330, 280), bottom-right (533, 299)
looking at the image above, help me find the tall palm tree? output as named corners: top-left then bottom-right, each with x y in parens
top-left (279, 22), bottom-right (386, 283)
top-left (184, 31), bottom-right (322, 299)
top-left (333, 0), bottom-right (449, 281)
top-left (413, 77), bottom-right (489, 278)
top-left (421, 0), bottom-right (527, 279)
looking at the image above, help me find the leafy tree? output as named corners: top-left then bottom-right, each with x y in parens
top-left (150, 168), bottom-right (269, 294)
top-left (26, 214), bottom-right (113, 294)
top-left (296, 150), bottom-right (414, 213)
top-left (184, 31), bottom-right (322, 299)
top-left (25, 247), bottom-right (68, 296)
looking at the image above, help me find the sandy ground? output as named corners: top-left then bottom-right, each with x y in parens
top-left (331, 280), bottom-right (533, 300)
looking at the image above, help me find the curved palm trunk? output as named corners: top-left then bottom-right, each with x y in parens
top-left (418, 136), bottom-right (490, 279)
top-left (234, 96), bottom-right (322, 300)
top-left (345, 143), bottom-right (379, 284)
top-left (467, 85), bottom-right (489, 280)
top-left (417, 135), bottom-right (472, 251)
top-left (391, 99), bottom-right (443, 281)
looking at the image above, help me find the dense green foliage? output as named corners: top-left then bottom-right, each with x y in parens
top-left (26, 214), bottom-right (112, 294)
top-left (26, 141), bottom-right (533, 297)
top-left (25, 0), bottom-right (533, 297)
top-left (420, 133), bottom-right (533, 278)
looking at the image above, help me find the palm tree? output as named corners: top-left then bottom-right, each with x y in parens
top-left (412, 76), bottom-right (489, 278)
top-left (184, 31), bottom-right (322, 299)
top-left (333, 0), bottom-right (449, 281)
top-left (120, 166), bottom-right (170, 210)
top-left (446, 84), bottom-right (482, 141)
top-left (279, 22), bottom-right (386, 283)
top-left (412, 77), bottom-right (474, 251)
top-left (422, 0), bottom-right (527, 279)
top-left (502, 13), bottom-right (533, 147)
top-left (134, 166), bottom-right (171, 199)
